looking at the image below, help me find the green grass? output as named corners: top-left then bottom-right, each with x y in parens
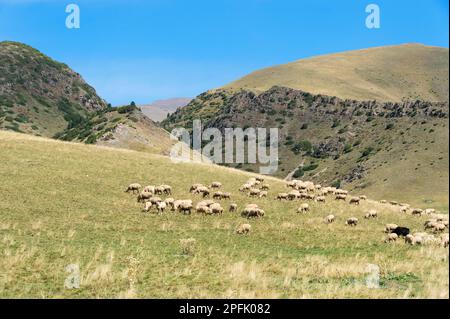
top-left (0, 131), bottom-right (448, 298)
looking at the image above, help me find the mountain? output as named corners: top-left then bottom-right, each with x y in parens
top-left (0, 41), bottom-right (107, 137)
top-left (222, 44), bottom-right (449, 102)
top-left (0, 41), bottom-right (174, 155)
top-left (1, 129), bottom-right (448, 298)
top-left (139, 98), bottom-right (191, 122)
top-left (162, 44), bottom-right (449, 209)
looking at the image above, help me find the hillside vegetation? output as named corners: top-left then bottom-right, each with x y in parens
top-left (0, 41), bottom-right (106, 137)
top-left (223, 44), bottom-right (449, 102)
top-left (0, 131), bottom-right (448, 298)
top-left (163, 87), bottom-right (449, 211)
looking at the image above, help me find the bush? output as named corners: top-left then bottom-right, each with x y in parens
top-left (331, 180), bottom-right (341, 188)
top-left (385, 123), bottom-right (395, 130)
top-left (291, 140), bottom-right (312, 155)
top-left (293, 168), bottom-right (304, 178)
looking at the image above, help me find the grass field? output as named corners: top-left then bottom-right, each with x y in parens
top-left (223, 44), bottom-right (449, 102)
top-left (0, 131), bottom-right (448, 298)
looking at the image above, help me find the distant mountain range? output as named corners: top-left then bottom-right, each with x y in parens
top-left (139, 98), bottom-right (191, 122)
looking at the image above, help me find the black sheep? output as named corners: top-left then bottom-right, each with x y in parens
top-left (392, 227), bottom-right (410, 237)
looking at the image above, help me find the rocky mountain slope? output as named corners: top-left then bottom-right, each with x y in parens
top-left (222, 44), bottom-right (449, 102)
top-left (0, 41), bottom-right (106, 137)
top-left (162, 87), bottom-right (449, 209)
top-left (140, 98), bottom-right (191, 122)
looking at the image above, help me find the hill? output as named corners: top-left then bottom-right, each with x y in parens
top-left (140, 98), bottom-right (191, 122)
top-left (163, 87), bottom-right (449, 211)
top-left (222, 44), bottom-right (449, 102)
top-left (0, 130), bottom-right (448, 298)
top-left (0, 41), bottom-right (107, 137)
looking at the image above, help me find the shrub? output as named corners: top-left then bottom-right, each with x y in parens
top-left (385, 123), bottom-right (395, 130)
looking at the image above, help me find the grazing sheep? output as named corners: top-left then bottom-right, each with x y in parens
top-left (229, 203), bottom-right (238, 212)
top-left (165, 198), bottom-right (175, 210)
top-left (261, 184), bottom-right (270, 190)
top-left (242, 205), bottom-right (265, 219)
top-left (125, 183), bottom-right (141, 194)
top-left (385, 224), bottom-right (399, 233)
top-left (277, 193), bottom-right (289, 200)
top-left (288, 190), bottom-right (301, 201)
top-left (385, 233), bottom-right (399, 243)
top-left (174, 200), bottom-right (193, 215)
top-left (390, 201), bottom-right (399, 206)
top-left (154, 186), bottom-right (165, 195)
top-left (143, 201), bottom-right (154, 212)
top-left (137, 191), bottom-right (153, 203)
top-left (431, 223), bottom-right (446, 233)
top-left (255, 177), bottom-right (265, 183)
top-left (365, 210), bottom-right (378, 219)
top-left (392, 227), bottom-right (410, 237)
top-left (236, 223), bottom-right (251, 235)
top-left (210, 203), bottom-right (224, 215)
top-left (380, 200), bottom-right (387, 204)
top-left (399, 206), bottom-right (408, 213)
top-left (411, 208), bottom-right (423, 216)
top-left (405, 234), bottom-right (417, 245)
top-left (300, 193), bottom-right (315, 200)
top-left (335, 194), bottom-right (347, 201)
top-left (213, 191), bottom-right (224, 200)
top-left (161, 185), bottom-right (172, 195)
top-left (196, 205), bottom-right (211, 215)
top-left (359, 195), bottom-right (367, 201)
top-left (316, 196), bottom-right (326, 203)
top-left (143, 185), bottom-right (155, 194)
top-left (190, 183), bottom-right (204, 193)
top-left (194, 186), bottom-right (210, 198)
top-left (259, 191), bottom-right (268, 198)
top-left (156, 201), bottom-right (167, 214)
top-left (345, 217), bottom-right (358, 226)
top-left (248, 188), bottom-right (261, 197)
top-left (441, 233), bottom-right (449, 248)
top-left (239, 184), bottom-right (252, 192)
top-left (425, 208), bottom-right (436, 215)
top-left (349, 197), bottom-right (360, 205)
top-left (210, 181), bottom-right (222, 189)
top-left (297, 203), bottom-right (310, 214)
top-left (325, 214), bottom-right (335, 224)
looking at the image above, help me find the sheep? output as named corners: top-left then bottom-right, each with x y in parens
top-left (213, 191), bottom-right (224, 200)
top-left (196, 205), bottom-right (211, 215)
top-left (210, 203), bottom-right (224, 215)
top-left (390, 201), bottom-right (399, 206)
top-left (297, 203), bottom-right (310, 214)
top-left (197, 200), bottom-right (215, 207)
top-left (277, 193), bottom-right (289, 200)
top-left (210, 181), bottom-right (222, 189)
top-left (194, 186), bottom-right (210, 198)
top-left (143, 201), bottom-right (153, 213)
top-left (165, 198), bottom-right (175, 210)
top-left (380, 200), bottom-right (387, 204)
top-left (405, 234), bottom-right (417, 245)
top-left (300, 193), bottom-right (315, 200)
top-left (316, 196), bottom-right (326, 203)
top-left (137, 191), bottom-right (153, 203)
top-left (424, 208), bottom-right (436, 215)
top-left (156, 201), bottom-right (167, 214)
top-left (392, 227), bottom-right (410, 237)
top-left (385, 233), bottom-right (399, 243)
top-left (255, 177), bottom-right (264, 183)
top-left (349, 197), bottom-right (360, 205)
top-left (359, 195), bottom-right (367, 201)
top-left (399, 206), bottom-right (408, 214)
top-left (236, 223), bottom-right (251, 235)
top-left (345, 217), bottom-right (358, 226)
top-left (431, 223), bottom-right (446, 233)
top-left (441, 233), bottom-right (449, 248)
top-left (260, 184), bottom-right (270, 191)
top-left (424, 220), bottom-right (438, 230)
top-left (239, 184), bottom-right (252, 192)
top-left (125, 183), bottom-right (141, 194)
top-left (335, 194), bottom-right (347, 201)
top-left (325, 214), bottom-right (335, 224)
top-left (288, 190), bottom-right (301, 201)
top-left (190, 183), bottom-right (204, 193)
top-left (143, 185), bottom-right (155, 194)
top-left (385, 224), bottom-right (399, 233)
top-left (174, 200), bottom-right (193, 215)
top-left (229, 203), bottom-right (238, 212)
top-left (411, 208), bottom-right (423, 216)
top-left (365, 210), bottom-right (378, 219)
top-left (259, 191), bottom-right (268, 198)
top-left (161, 185), bottom-right (172, 195)
top-left (248, 188), bottom-right (261, 197)
top-left (242, 205), bottom-right (264, 219)
top-left (154, 186), bottom-right (165, 195)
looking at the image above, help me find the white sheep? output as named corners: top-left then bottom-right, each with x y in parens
top-left (210, 203), bottom-right (224, 215)
top-left (236, 223), bottom-right (251, 235)
top-left (325, 214), bottom-right (335, 224)
top-left (156, 201), bottom-right (167, 214)
top-left (210, 181), bottom-right (222, 189)
top-left (297, 203), bottom-right (310, 214)
top-left (229, 203), bottom-right (238, 212)
top-left (125, 183), bottom-right (141, 194)
top-left (365, 210), bottom-right (378, 219)
top-left (385, 233), bottom-right (399, 243)
top-left (385, 224), bottom-right (399, 233)
top-left (316, 196), bottom-right (326, 203)
top-left (349, 197), bottom-right (360, 205)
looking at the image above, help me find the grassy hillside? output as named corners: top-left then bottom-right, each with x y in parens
top-left (223, 44), bottom-right (449, 102)
top-left (0, 41), bottom-right (106, 137)
top-left (55, 104), bottom-right (174, 155)
top-left (163, 87), bottom-right (449, 211)
top-left (0, 131), bottom-right (448, 298)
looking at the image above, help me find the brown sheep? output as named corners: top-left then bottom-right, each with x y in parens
top-left (210, 181), bottom-right (222, 189)
top-left (236, 223), bottom-right (251, 235)
top-left (349, 197), bottom-right (360, 205)
top-left (345, 217), bottom-right (358, 226)
top-left (229, 203), bottom-right (238, 212)
top-left (125, 183), bottom-right (141, 194)
top-left (335, 194), bottom-right (347, 201)
top-left (277, 193), bottom-right (289, 200)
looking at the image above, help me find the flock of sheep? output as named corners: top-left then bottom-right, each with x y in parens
top-left (125, 177), bottom-right (449, 247)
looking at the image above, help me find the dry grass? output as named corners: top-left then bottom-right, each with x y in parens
top-left (0, 131), bottom-right (448, 298)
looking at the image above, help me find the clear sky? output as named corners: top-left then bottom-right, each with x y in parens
top-left (0, 0), bottom-right (448, 105)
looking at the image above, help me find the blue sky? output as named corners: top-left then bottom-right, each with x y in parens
top-left (0, 0), bottom-right (448, 105)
